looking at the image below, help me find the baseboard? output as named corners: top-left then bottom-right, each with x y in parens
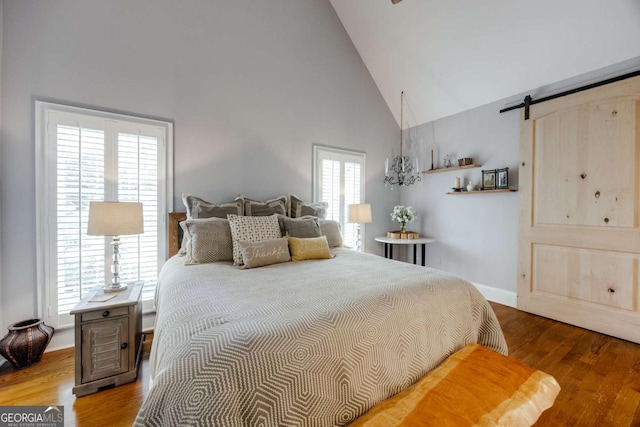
top-left (471, 282), bottom-right (517, 308)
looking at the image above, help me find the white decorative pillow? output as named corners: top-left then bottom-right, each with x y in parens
top-left (182, 194), bottom-right (243, 219)
top-left (227, 214), bottom-right (282, 265)
top-left (238, 238), bottom-right (291, 269)
top-left (289, 194), bottom-right (328, 218)
top-left (181, 218), bottom-right (233, 264)
top-left (319, 219), bottom-right (343, 248)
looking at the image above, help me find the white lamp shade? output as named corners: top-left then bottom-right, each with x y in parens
top-left (87, 202), bottom-right (144, 236)
top-left (348, 203), bottom-right (372, 224)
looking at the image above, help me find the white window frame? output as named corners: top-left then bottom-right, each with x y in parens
top-left (312, 144), bottom-right (366, 249)
top-left (35, 101), bottom-right (174, 328)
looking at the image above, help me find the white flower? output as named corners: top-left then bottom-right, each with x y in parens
top-left (390, 205), bottom-right (415, 224)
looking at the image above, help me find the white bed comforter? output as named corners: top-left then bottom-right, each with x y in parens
top-left (135, 248), bottom-right (507, 426)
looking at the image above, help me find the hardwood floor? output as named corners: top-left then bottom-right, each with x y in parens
top-left (0, 333), bottom-right (152, 427)
top-left (2, 305), bottom-right (640, 426)
top-left (490, 302), bottom-right (640, 427)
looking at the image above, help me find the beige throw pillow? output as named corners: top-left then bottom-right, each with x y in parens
top-left (238, 238), bottom-right (291, 269)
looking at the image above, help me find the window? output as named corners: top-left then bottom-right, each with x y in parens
top-left (36, 102), bottom-right (173, 328)
top-left (312, 145), bottom-right (366, 249)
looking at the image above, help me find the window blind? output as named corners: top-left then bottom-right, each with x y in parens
top-left (36, 102), bottom-right (172, 328)
top-left (342, 161), bottom-right (361, 248)
top-left (313, 146), bottom-right (366, 250)
top-left (56, 125), bottom-right (106, 314)
top-left (118, 133), bottom-right (160, 303)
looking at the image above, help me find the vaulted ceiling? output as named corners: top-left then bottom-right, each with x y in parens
top-left (330, 0), bottom-right (640, 127)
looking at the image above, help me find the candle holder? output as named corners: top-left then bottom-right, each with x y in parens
top-left (384, 155), bottom-right (421, 187)
top-left (454, 177), bottom-right (462, 190)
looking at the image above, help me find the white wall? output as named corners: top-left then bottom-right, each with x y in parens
top-left (331, 0), bottom-right (640, 125)
top-left (401, 100), bottom-right (520, 302)
top-left (399, 57), bottom-right (640, 306)
top-left (7, 1), bottom-right (638, 359)
top-left (0, 0), bottom-right (400, 350)
top-left (0, 0), bottom-right (4, 361)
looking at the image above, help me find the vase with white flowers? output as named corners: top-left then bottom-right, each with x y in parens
top-left (390, 205), bottom-right (415, 233)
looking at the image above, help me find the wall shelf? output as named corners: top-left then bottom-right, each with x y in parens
top-left (423, 164), bottom-right (481, 174)
top-left (446, 189), bottom-right (517, 195)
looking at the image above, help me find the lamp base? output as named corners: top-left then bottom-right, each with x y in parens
top-left (104, 283), bottom-right (128, 293)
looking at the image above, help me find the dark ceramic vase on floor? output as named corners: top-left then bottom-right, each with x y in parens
top-left (0, 318), bottom-right (54, 369)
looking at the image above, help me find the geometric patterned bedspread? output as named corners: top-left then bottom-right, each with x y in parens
top-left (134, 249), bottom-right (507, 426)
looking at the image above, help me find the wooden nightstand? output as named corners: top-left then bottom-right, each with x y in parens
top-left (70, 282), bottom-right (143, 397)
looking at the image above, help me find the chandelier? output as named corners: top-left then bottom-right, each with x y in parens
top-left (384, 91), bottom-right (421, 188)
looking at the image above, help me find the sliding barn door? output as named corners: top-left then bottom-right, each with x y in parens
top-left (518, 76), bottom-right (640, 343)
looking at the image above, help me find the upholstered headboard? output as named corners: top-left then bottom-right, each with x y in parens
top-left (168, 212), bottom-right (187, 258)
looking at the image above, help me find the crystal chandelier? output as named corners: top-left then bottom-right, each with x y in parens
top-left (384, 91), bottom-right (421, 188)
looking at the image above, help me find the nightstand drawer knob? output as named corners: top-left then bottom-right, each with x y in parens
top-left (102, 310), bottom-right (110, 317)
top-left (121, 343), bottom-right (128, 350)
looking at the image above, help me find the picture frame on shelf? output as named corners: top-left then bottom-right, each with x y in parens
top-left (496, 167), bottom-right (509, 189)
top-left (481, 169), bottom-right (497, 190)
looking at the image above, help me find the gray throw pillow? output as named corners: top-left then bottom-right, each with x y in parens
top-left (319, 219), bottom-right (343, 248)
top-left (240, 195), bottom-right (287, 216)
top-left (289, 194), bottom-right (328, 218)
top-left (178, 221), bottom-right (188, 256)
top-left (181, 217), bottom-right (233, 264)
top-left (280, 216), bottom-right (322, 238)
top-left (182, 194), bottom-right (243, 219)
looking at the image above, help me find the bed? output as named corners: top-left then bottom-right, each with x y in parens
top-left (134, 212), bottom-right (507, 426)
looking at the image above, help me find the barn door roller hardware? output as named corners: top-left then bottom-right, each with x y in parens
top-left (499, 69), bottom-right (640, 120)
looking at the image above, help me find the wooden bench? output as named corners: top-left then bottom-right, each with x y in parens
top-left (351, 343), bottom-right (560, 427)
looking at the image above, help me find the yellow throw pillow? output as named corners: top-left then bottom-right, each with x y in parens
top-left (288, 235), bottom-right (332, 261)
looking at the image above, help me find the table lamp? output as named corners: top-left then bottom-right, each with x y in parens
top-left (347, 203), bottom-right (372, 252)
top-left (87, 201), bottom-right (144, 293)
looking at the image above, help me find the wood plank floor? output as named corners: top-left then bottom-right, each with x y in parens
top-left (2, 304), bottom-right (640, 426)
top-left (0, 334), bottom-right (152, 427)
top-left (490, 302), bottom-right (640, 427)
